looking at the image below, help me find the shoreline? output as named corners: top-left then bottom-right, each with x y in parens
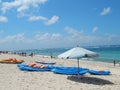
top-left (1, 53), bottom-right (120, 67)
top-left (0, 54), bottom-right (120, 90)
top-left (1, 49), bottom-right (120, 64)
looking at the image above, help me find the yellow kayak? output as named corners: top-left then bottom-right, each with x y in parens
top-left (0, 58), bottom-right (24, 64)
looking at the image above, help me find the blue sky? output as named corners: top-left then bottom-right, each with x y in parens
top-left (0, 0), bottom-right (120, 50)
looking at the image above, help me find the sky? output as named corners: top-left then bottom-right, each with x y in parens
top-left (0, 0), bottom-right (120, 50)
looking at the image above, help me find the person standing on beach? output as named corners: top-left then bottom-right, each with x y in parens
top-left (29, 52), bottom-right (34, 57)
top-left (113, 60), bottom-right (116, 67)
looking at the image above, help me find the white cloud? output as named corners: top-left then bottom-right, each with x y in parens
top-left (1, 0), bottom-right (59, 26)
top-left (100, 7), bottom-right (111, 16)
top-left (0, 16), bottom-right (8, 22)
top-left (1, 0), bottom-right (47, 13)
top-left (28, 16), bottom-right (47, 21)
top-left (64, 26), bottom-right (83, 38)
top-left (0, 32), bottom-right (61, 49)
top-left (45, 16), bottom-right (59, 26)
top-left (0, 33), bottom-right (25, 43)
top-left (0, 31), bottom-right (120, 50)
top-left (28, 15), bottom-right (59, 25)
top-left (63, 26), bottom-right (93, 46)
top-left (92, 26), bottom-right (98, 33)
top-left (52, 33), bottom-right (61, 38)
top-left (35, 33), bottom-right (61, 41)
top-left (35, 33), bottom-right (50, 40)
top-left (17, 5), bottom-right (29, 12)
top-left (63, 26), bottom-right (120, 46)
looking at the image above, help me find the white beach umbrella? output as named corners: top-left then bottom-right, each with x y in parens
top-left (58, 46), bottom-right (98, 74)
top-left (58, 46), bottom-right (98, 59)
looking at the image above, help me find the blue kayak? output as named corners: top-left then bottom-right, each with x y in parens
top-left (18, 64), bottom-right (51, 71)
top-left (52, 67), bottom-right (88, 75)
top-left (88, 70), bottom-right (111, 75)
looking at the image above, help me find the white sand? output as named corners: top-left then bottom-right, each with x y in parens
top-left (0, 54), bottom-right (120, 90)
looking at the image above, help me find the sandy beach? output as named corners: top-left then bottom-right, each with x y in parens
top-left (0, 54), bottom-right (120, 90)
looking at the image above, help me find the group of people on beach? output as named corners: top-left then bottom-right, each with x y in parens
top-left (0, 51), bottom-right (34, 57)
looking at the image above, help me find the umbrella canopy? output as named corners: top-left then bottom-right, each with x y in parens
top-left (58, 46), bottom-right (98, 75)
top-left (58, 46), bottom-right (98, 59)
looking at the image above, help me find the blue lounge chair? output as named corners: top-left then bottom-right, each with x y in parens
top-left (18, 64), bottom-right (52, 71)
top-left (51, 67), bottom-right (88, 75)
top-left (88, 70), bottom-right (111, 75)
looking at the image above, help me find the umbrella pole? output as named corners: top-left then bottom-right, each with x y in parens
top-left (77, 58), bottom-right (79, 75)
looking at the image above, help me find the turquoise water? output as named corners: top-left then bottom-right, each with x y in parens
top-left (17, 46), bottom-right (120, 63)
top-left (88, 47), bottom-right (120, 63)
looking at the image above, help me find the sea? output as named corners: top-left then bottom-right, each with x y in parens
top-left (16, 45), bottom-right (120, 63)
